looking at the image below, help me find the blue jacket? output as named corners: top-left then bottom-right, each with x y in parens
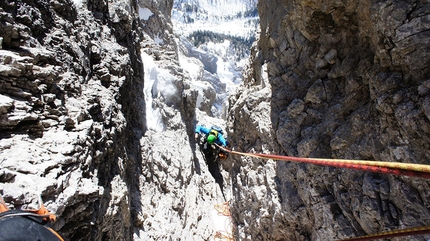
top-left (195, 125), bottom-right (227, 147)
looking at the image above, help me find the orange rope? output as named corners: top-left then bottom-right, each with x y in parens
top-left (213, 202), bottom-right (234, 241)
top-left (338, 225), bottom-right (430, 241)
top-left (214, 231), bottom-right (234, 241)
top-left (218, 145), bottom-right (430, 179)
top-left (214, 202), bottom-right (231, 216)
top-left (215, 146), bottom-right (430, 239)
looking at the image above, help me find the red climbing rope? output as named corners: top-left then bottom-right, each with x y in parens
top-left (217, 145), bottom-right (430, 179)
top-left (216, 146), bottom-right (430, 240)
top-left (213, 202), bottom-right (234, 241)
top-left (214, 202), bottom-right (232, 217)
top-left (337, 225), bottom-right (430, 241)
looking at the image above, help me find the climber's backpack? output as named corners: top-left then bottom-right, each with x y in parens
top-left (0, 197), bottom-right (65, 241)
top-left (210, 125), bottom-right (223, 138)
top-left (209, 129), bottom-right (219, 138)
top-left (0, 210), bottom-right (65, 241)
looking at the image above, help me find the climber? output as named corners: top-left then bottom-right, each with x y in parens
top-left (0, 195), bottom-right (65, 241)
top-left (195, 125), bottom-right (228, 161)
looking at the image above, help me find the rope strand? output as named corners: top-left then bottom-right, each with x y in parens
top-left (337, 226), bottom-right (430, 241)
top-left (215, 145), bottom-right (430, 240)
top-left (218, 145), bottom-right (430, 179)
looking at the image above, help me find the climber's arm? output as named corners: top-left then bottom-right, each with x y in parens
top-left (195, 125), bottom-right (210, 135)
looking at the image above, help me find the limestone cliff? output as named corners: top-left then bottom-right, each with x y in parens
top-left (2, 0), bottom-right (430, 240)
top-left (0, 0), bottom-right (150, 239)
top-left (0, 0), bottom-right (227, 240)
top-left (227, 0), bottom-right (430, 240)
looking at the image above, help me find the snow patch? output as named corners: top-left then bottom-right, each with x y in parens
top-left (172, 0), bottom-right (259, 39)
top-left (141, 51), bottom-right (178, 132)
top-left (178, 54), bottom-right (202, 82)
top-left (72, 0), bottom-right (83, 5)
top-left (154, 34), bottom-right (164, 45)
top-left (178, 49), bottom-right (210, 109)
top-left (261, 63), bottom-right (269, 88)
top-left (139, 7), bottom-right (153, 20)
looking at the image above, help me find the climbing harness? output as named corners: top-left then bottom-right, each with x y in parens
top-left (197, 134), bottom-right (229, 163)
top-left (0, 195), bottom-right (65, 241)
top-left (217, 145), bottom-right (430, 179)
top-left (218, 151), bottom-right (228, 160)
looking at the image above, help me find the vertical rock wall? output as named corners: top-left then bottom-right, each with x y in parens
top-left (0, 0), bottom-right (230, 240)
top-left (227, 0), bottom-right (430, 240)
top-left (0, 0), bottom-right (146, 239)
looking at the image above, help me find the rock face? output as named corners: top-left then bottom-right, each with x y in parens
top-left (227, 0), bottom-right (430, 240)
top-left (0, 0), bottom-right (227, 240)
top-left (0, 0), bottom-right (147, 239)
top-left (2, 0), bottom-right (430, 240)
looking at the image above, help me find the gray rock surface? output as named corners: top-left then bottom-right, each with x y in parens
top-left (0, 0), bottom-right (146, 239)
top-left (227, 0), bottom-right (430, 240)
top-left (0, 0), bottom-right (228, 240)
top-left (2, 0), bottom-right (430, 241)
